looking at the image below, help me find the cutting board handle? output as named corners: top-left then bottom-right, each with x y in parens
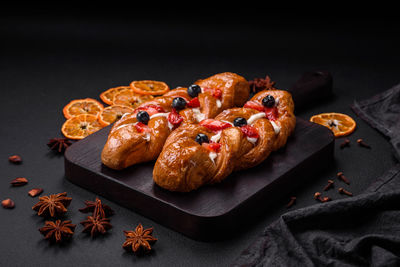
top-left (288, 70), bottom-right (333, 111)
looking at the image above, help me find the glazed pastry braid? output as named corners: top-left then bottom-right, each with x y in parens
top-left (101, 72), bottom-right (249, 170)
top-left (153, 89), bottom-right (296, 192)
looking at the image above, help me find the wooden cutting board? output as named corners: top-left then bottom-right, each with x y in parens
top-left (64, 117), bottom-right (335, 241)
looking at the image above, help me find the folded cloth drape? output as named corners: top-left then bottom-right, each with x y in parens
top-left (232, 84), bottom-right (400, 267)
top-left (351, 83), bottom-right (400, 160)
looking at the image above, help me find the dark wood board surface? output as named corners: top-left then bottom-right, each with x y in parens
top-left (64, 118), bottom-right (335, 241)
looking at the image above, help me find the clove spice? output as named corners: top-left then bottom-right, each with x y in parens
top-left (340, 139), bottom-right (350, 149)
top-left (338, 187), bottom-right (353, 196)
top-left (286, 196), bottom-right (296, 208)
top-left (322, 196), bottom-right (332, 202)
top-left (337, 172), bottom-right (350, 184)
top-left (357, 139), bottom-right (371, 149)
top-left (314, 192), bottom-right (323, 202)
top-left (323, 180), bottom-right (334, 191)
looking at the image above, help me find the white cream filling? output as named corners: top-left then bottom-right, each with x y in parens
top-left (209, 152), bottom-right (217, 164)
top-left (119, 112), bottom-right (130, 121)
top-left (210, 131), bottom-right (222, 143)
top-left (143, 132), bottom-right (151, 142)
top-left (167, 121), bottom-right (174, 130)
top-left (247, 112), bottom-right (266, 125)
top-left (246, 137), bottom-right (258, 144)
top-left (216, 99), bottom-right (222, 108)
top-left (270, 120), bottom-right (281, 135)
top-left (221, 120), bottom-right (234, 126)
top-left (192, 108), bottom-right (206, 122)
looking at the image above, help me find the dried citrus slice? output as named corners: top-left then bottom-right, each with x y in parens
top-left (63, 98), bottom-right (104, 119)
top-left (310, 112), bottom-right (356, 137)
top-left (61, 114), bottom-right (103, 140)
top-left (130, 80), bottom-right (169, 95)
top-left (98, 105), bottom-right (134, 127)
top-left (100, 86), bottom-right (130, 105)
top-left (113, 89), bottom-right (154, 108)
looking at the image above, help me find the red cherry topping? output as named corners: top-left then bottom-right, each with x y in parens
top-left (212, 89), bottom-right (222, 99)
top-left (240, 125), bottom-right (259, 139)
top-left (199, 119), bottom-right (232, 132)
top-left (244, 101), bottom-right (278, 121)
top-left (264, 107), bottom-right (278, 121)
top-left (187, 97), bottom-right (200, 108)
top-left (135, 122), bottom-right (150, 133)
top-left (135, 104), bottom-right (165, 116)
top-left (243, 101), bottom-right (265, 112)
top-left (203, 87), bottom-right (222, 99)
top-left (202, 142), bottom-right (221, 153)
top-left (168, 108), bottom-right (184, 127)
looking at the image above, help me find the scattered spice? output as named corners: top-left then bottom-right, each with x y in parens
top-left (10, 177), bottom-right (28, 186)
top-left (338, 187), bottom-right (353, 196)
top-left (32, 192), bottom-right (72, 217)
top-left (340, 139), bottom-right (350, 149)
top-left (28, 188), bottom-right (43, 197)
top-left (122, 224), bottom-right (157, 254)
top-left (322, 196), bottom-right (332, 202)
top-left (39, 220), bottom-right (76, 243)
top-left (47, 138), bottom-right (72, 153)
top-left (81, 215), bottom-right (112, 237)
top-left (314, 192), bottom-right (331, 203)
top-left (323, 180), bottom-right (334, 191)
top-left (286, 196), bottom-right (296, 208)
top-left (357, 138), bottom-right (371, 149)
top-left (249, 75), bottom-right (277, 93)
top-left (8, 155), bottom-right (22, 164)
top-left (2, 198), bottom-right (15, 209)
top-left (314, 192), bottom-right (323, 202)
top-left (337, 172), bottom-right (350, 184)
top-left (79, 197), bottom-right (114, 218)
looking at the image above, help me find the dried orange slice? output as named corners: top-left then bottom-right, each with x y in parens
top-left (100, 86), bottom-right (130, 105)
top-left (310, 112), bottom-right (356, 137)
top-left (98, 105), bottom-right (134, 127)
top-left (130, 80), bottom-right (169, 95)
top-left (113, 89), bottom-right (154, 108)
top-left (63, 98), bottom-right (104, 119)
top-left (61, 114), bottom-right (103, 140)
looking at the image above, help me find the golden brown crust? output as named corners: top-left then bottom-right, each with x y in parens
top-left (101, 72), bottom-right (250, 170)
top-left (153, 89), bottom-right (296, 192)
top-left (251, 90), bottom-right (296, 150)
top-left (153, 124), bottom-right (216, 192)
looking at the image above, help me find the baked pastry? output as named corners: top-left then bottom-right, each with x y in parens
top-left (101, 72), bottom-right (250, 170)
top-left (153, 88), bottom-right (296, 192)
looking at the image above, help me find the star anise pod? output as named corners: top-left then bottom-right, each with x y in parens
top-left (32, 192), bottom-right (72, 217)
top-left (122, 224), bottom-right (157, 253)
top-left (249, 75), bottom-right (277, 93)
top-left (47, 138), bottom-right (72, 153)
top-left (79, 197), bottom-right (114, 218)
top-left (39, 219), bottom-right (76, 243)
top-left (80, 215), bottom-right (112, 237)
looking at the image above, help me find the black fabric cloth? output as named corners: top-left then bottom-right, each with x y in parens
top-left (351, 83), bottom-right (400, 161)
top-left (232, 85), bottom-right (400, 267)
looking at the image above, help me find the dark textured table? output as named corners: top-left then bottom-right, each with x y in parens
top-left (0, 10), bottom-right (399, 266)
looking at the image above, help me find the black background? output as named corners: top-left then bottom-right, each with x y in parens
top-left (0, 8), bottom-right (399, 266)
